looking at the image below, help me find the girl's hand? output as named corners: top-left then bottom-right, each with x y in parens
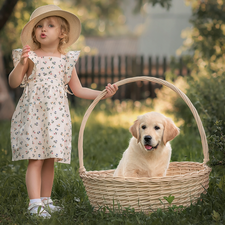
top-left (20, 45), bottom-right (31, 65)
top-left (104, 83), bottom-right (118, 98)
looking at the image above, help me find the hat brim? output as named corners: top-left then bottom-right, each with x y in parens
top-left (21, 10), bottom-right (81, 50)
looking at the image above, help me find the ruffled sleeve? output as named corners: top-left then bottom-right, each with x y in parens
top-left (12, 49), bottom-right (38, 87)
top-left (12, 49), bottom-right (27, 87)
top-left (64, 51), bottom-right (80, 84)
top-left (12, 49), bottom-right (38, 66)
top-left (12, 49), bottom-right (23, 67)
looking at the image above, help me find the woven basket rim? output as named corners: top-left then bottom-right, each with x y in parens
top-left (78, 76), bottom-right (209, 174)
top-left (80, 162), bottom-right (211, 182)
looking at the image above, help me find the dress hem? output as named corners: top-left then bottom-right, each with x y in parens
top-left (12, 157), bottom-right (70, 164)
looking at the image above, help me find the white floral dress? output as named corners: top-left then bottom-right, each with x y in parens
top-left (11, 49), bottom-right (80, 164)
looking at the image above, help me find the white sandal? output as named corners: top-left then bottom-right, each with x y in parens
top-left (42, 198), bottom-right (62, 212)
top-left (28, 202), bottom-right (51, 218)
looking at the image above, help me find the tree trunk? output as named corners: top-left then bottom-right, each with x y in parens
top-left (0, 44), bottom-right (15, 120)
top-left (0, 0), bottom-right (19, 30)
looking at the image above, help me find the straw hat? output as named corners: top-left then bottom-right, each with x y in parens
top-left (21, 5), bottom-right (81, 50)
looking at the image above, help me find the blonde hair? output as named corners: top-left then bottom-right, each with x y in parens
top-left (32, 16), bottom-right (70, 54)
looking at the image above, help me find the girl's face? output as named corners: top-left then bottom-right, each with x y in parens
top-left (34, 17), bottom-right (63, 48)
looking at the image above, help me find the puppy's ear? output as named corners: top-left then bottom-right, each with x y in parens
top-left (163, 118), bottom-right (180, 145)
top-left (129, 120), bottom-right (140, 143)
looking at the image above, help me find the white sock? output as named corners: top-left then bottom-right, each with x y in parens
top-left (29, 198), bottom-right (42, 204)
top-left (41, 197), bottom-right (50, 201)
top-left (41, 197), bottom-right (54, 208)
top-left (29, 199), bottom-right (42, 213)
top-left (41, 197), bottom-right (61, 211)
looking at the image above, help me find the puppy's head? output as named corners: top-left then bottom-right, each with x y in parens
top-left (129, 112), bottom-right (179, 151)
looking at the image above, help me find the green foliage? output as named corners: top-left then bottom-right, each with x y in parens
top-left (190, 1), bottom-right (225, 58)
top-left (71, 0), bottom-right (127, 37)
top-left (170, 0), bottom-right (225, 170)
top-left (217, 175), bottom-right (225, 193)
top-left (208, 121), bottom-right (225, 170)
top-left (170, 73), bottom-right (225, 170)
top-left (177, 1), bottom-right (225, 75)
top-left (190, 1), bottom-right (225, 59)
top-left (163, 195), bottom-right (175, 205)
top-left (212, 210), bottom-right (221, 223)
top-left (133, 0), bottom-right (172, 12)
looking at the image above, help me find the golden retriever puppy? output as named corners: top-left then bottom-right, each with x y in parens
top-left (113, 112), bottom-right (179, 178)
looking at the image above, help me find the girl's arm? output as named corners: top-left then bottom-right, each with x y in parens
top-left (68, 67), bottom-right (118, 100)
top-left (8, 45), bottom-right (31, 88)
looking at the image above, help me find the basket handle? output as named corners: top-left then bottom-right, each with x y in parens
top-left (78, 76), bottom-right (209, 173)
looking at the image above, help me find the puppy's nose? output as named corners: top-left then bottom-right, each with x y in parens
top-left (144, 135), bottom-right (152, 142)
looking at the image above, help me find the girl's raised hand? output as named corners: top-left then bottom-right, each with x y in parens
top-left (20, 45), bottom-right (31, 65)
top-left (104, 83), bottom-right (118, 98)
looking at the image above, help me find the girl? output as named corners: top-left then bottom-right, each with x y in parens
top-left (9, 5), bottom-right (118, 218)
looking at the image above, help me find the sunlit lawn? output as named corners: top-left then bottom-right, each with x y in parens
top-left (0, 98), bottom-right (223, 224)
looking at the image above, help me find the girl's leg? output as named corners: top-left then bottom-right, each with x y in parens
top-left (25, 159), bottom-right (52, 218)
top-left (26, 159), bottom-right (44, 199)
top-left (41, 158), bottom-right (55, 197)
top-left (40, 158), bottom-right (61, 212)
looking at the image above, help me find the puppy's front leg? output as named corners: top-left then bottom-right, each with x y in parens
top-left (124, 170), bottom-right (139, 178)
top-left (125, 169), bottom-right (150, 178)
top-left (153, 168), bottom-right (166, 177)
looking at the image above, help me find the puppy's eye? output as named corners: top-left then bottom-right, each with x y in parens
top-left (154, 126), bottom-right (160, 130)
top-left (142, 125), bottom-right (146, 130)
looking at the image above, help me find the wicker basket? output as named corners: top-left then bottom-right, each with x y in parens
top-left (78, 76), bottom-right (211, 212)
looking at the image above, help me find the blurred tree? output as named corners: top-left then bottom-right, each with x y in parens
top-left (0, 0), bottom-right (18, 30)
top-left (168, 0), bottom-right (225, 169)
top-left (177, 0), bottom-right (225, 76)
top-left (0, 0), bottom-right (19, 119)
top-left (0, 0), bottom-right (38, 73)
top-left (173, 0), bottom-right (225, 124)
top-left (133, 0), bottom-right (172, 12)
top-left (70, 0), bottom-right (172, 36)
top-left (69, 0), bottom-right (126, 36)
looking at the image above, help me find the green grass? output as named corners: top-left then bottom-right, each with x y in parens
top-left (0, 99), bottom-right (225, 224)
